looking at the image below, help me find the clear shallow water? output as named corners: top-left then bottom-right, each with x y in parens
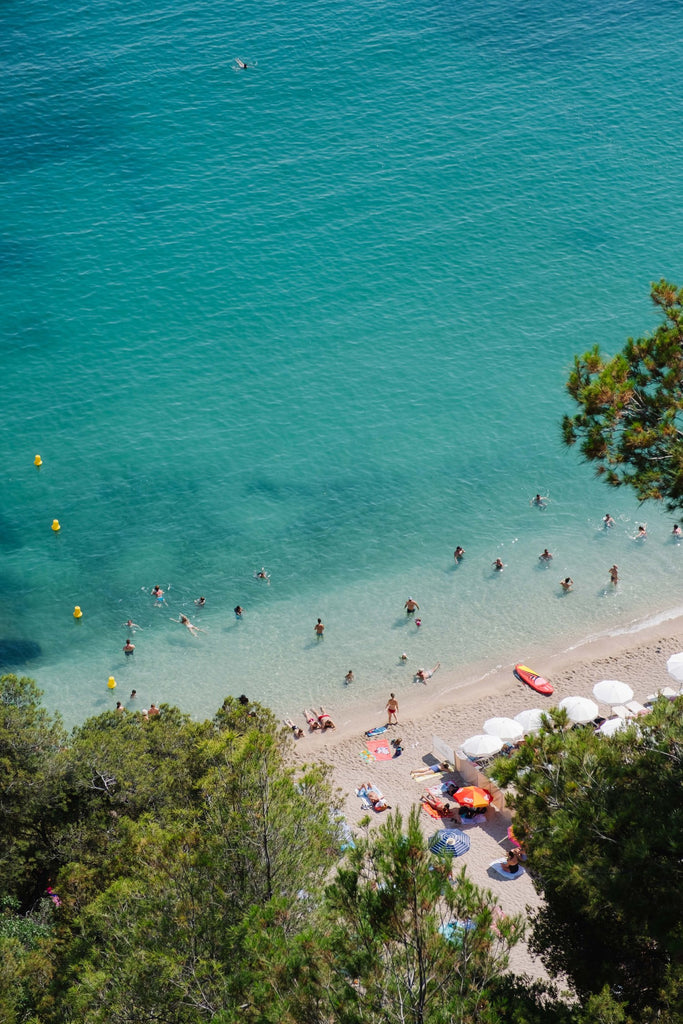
top-left (2, 0), bottom-right (683, 726)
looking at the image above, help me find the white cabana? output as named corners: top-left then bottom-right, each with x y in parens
top-left (592, 679), bottom-right (634, 706)
top-left (514, 708), bottom-right (546, 734)
top-left (483, 717), bottom-right (524, 742)
top-left (559, 695), bottom-right (599, 724)
top-left (460, 734), bottom-right (504, 759)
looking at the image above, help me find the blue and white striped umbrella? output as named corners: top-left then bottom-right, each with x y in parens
top-left (429, 829), bottom-right (471, 857)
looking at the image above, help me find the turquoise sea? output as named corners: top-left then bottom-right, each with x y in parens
top-left (3, 0), bottom-right (683, 727)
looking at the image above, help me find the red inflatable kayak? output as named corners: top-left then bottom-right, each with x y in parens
top-left (514, 663), bottom-right (553, 695)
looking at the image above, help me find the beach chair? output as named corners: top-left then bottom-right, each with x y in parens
top-left (625, 700), bottom-right (648, 716)
top-left (611, 705), bottom-right (633, 720)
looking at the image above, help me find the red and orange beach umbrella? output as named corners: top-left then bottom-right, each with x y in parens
top-left (453, 786), bottom-right (493, 809)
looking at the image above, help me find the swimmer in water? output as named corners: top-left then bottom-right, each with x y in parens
top-left (195, 596), bottom-right (206, 607)
top-left (172, 614), bottom-right (206, 637)
top-left (493, 558), bottom-right (505, 571)
top-left (151, 585), bottom-right (165, 604)
top-left (234, 605), bottom-right (243, 618)
top-left (123, 619), bottom-right (142, 631)
top-left (235, 57), bottom-right (249, 69)
top-left (255, 567), bottom-right (270, 582)
top-left (603, 513), bottom-right (615, 528)
top-left (636, 524), bottom-right (647, 540)
top-left (532, 494), bottom-right (548, 508)
top-left (415, 662), bottom-right (440, 684)
top-left (123, 638), bottom-right (135, 656)
top-left (673, 524), bottom-right (682, 539)
top-left (560, 577), bottom-right (573, 591)
top-left (454, 546), bottom-right (465, 561)
top-left (539, 548), bottom-right (553, 563)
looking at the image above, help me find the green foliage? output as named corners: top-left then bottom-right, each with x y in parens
top-left (0, 896), bottom-right (57, 1024)
top-left (490, 697), bottom-right (683, 1018)
top-left (0, 675), bottom-right (68, 897)
top-left (563, 280), bottom-right (683, 509)
top-left (315, 807), bottom-right (525, 1024)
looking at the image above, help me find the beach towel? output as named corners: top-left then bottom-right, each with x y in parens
top-left (489, 859), bottom-right (526, 880)
top-left (356, 783), bottom-right (384, 812)
top-left (363, 737), bottom-right (394, 761)
top-left (421, 801), bottom-right (459, 822)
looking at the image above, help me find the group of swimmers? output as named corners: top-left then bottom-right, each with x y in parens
top-left (452, 510), bottom-right (682, 595)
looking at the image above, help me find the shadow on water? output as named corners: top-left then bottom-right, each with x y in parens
top-left (0, 638), bottom-right (42, 669)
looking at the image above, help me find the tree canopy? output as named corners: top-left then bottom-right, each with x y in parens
top-left (490, 698), bottom-right (683, 1021)
top-left (562, 280), bottom-right (683, 509)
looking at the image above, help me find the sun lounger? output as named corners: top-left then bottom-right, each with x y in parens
top-left (645, 687), bottom-right (678, 704)
top-left (625, 700), bottom-right (648, 716)
top-left (611, 705), bottom-right (633, 720)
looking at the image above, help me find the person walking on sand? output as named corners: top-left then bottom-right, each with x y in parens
top-left (609, 564), bottom-right (619, 585)
top-left (404, 597), bottom-right (419, 615)
top-left (386, 693), bottom-right (399, 725)
top-left (314, 618), bottom-right (325, 638)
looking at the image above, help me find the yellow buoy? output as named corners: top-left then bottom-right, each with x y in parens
top-left (108, 676), bottom-right (117, 689)
top-left (51, 519), bottom-right (60, 532)
top-left (73, 606), bottom-right (83, 619)
top-left (34, 455), bottom-right (42, 467)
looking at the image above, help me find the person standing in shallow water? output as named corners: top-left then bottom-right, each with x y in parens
top-left (609, 564), bottom-right (619, 585)
top-left (404, 597), bottom-right (419, 615)
top-left (315, 618), bottom-right (325, 638)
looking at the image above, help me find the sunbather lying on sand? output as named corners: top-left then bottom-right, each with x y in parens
top-left (361, 783), bottom-right (391, 812)
top-left (421, 792), bottom-right (461, 821)
top-left (318, 707), bottom-right (336, 730)
top-left (304, 709), bottom-right (321, 730)
top-left (285, 718), bottom-right (304, 738)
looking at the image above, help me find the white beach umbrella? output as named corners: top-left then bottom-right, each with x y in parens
top-left (599, 717), bottom-right (627, 737)
top-left (666, 652), bottom-right (683, 687)
top-left (460, 734), bottom-right (504, 759)
top-left (592, 680), bottom-right (634, 706)
top-left (483, 717), bottom-right (524, 742)
top-left (559, 695), bottom-right (599, 724)
top-left (514, 708), bottom-right (546, 734)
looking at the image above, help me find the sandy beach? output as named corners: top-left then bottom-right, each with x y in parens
top-left (294, 618), bottom-right (683, 981)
